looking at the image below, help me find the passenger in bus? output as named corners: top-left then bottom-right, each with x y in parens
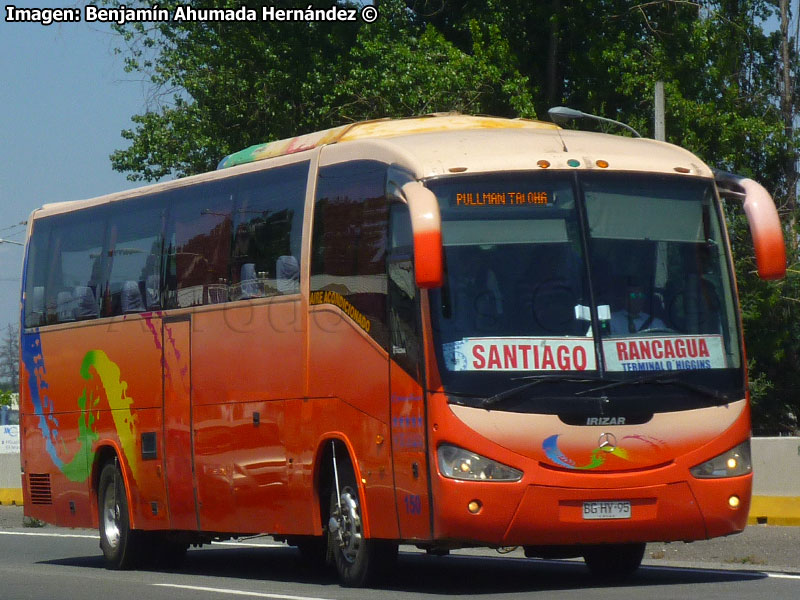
top-left (610, 280), bottom-right (665, 334)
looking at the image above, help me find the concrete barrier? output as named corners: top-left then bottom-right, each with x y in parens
top-left (749, 437), bottom-right (800, 526)
top-left (0, 453), bottom-right (22, 506)
top-left (1, 436), bottom-right (798, 523)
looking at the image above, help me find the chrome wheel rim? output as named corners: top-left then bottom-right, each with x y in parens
top-left (333, 488), bottom-right (362, 564)
top-left (102, 481), bottom-right (121, 549)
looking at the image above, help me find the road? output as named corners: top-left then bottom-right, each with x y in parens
top-left (1, 506), bottom-right (799, 600)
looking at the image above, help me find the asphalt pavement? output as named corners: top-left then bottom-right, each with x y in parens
top-left (1, 504), bottom-right (798, 573)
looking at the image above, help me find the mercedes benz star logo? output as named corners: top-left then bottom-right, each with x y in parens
top-left (598, 432), bottom-right (618, 452)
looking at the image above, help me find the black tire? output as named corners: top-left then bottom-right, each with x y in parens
top-left (327, 457), bottom-right (397, 587)
top-left (582, 543), bottom-right (645, 580)
top-left (97, 461), bottom-right (147, 570)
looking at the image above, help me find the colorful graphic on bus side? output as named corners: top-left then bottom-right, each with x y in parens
top-left (21, 332), bottom-right (139, 482)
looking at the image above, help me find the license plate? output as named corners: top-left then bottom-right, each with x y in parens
top-left (582, 501), bottom-right (631, 520)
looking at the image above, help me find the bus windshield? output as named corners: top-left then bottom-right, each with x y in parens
top-left (427, 172), bottom-right (743, 411)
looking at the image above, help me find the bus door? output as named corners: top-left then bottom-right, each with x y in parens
top-left (161, 315), bottom-right (199, 530)
top-left (388, 202), bottom-right (431, 539)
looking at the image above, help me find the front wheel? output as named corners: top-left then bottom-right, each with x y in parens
top-left (582, 543), bottom-right (645, 580)
top-left (98, 461), bottom-right (146, 569)
top-left (327, 458), bottom-right (397, 587)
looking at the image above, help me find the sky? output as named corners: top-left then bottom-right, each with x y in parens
top-left (1, 2), bottom-right (146, 333)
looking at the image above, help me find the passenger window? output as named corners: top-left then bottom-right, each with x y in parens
top-left (230, 163), bottom-right (307, 300)
top-left (388, 202), bottom-right (421, 380)
top-left (168, 182), bottom-right (234, 308)
top-left (24, 219), bottom-right (53, 328)
top-left (31, 208), bottom-right (110, 324)
top-left (106, 202), bottom-right (165, 315)
top-left (311, 161), bottom-right (389, 349)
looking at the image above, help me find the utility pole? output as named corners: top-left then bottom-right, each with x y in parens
top-left (779, 0), bottom-right (797, 249)
top-left (654, 81), bottom-right (665, 142)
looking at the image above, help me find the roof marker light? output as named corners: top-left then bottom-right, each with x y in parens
top-left (596, 160), bottom-right (609, 168)
top-left (567, 159), bottom-right (580, 168)
top-left (674, 166), bottom-right (691, 173)
top-left (537, 160), bottom-right (550, 169)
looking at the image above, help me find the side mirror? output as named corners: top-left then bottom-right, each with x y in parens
top-left (714, 170), bottom-right (786, 280)
top-left (401, 181), bottom-right (444, 288)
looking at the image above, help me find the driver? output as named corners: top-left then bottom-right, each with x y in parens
top-left (610, 280), bottom-right (665, 334)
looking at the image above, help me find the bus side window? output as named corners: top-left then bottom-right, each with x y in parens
top-left (388, 202), bottom-right (422, 380)
top-left (24, 219), bottom-right (53, 328)
top-left (106, 202), bottom-right (165, 316)
top-left (41, 209), bottom-right (109, 324)
top-left (230, 163), bottom-right (307, 300)
top-left (169, 182), bottom-right (234, 308)
top-left (311, 160), bottom-right (390, 349)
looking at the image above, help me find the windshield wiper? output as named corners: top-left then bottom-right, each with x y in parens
top-left (481, 374), bottom-right (611, 408)
top-left (574, 374), bottom-right (733, 404)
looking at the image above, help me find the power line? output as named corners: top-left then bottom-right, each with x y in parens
top-left (0, 222), bottom-right (26, 234)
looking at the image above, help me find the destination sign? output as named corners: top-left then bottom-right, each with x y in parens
top-left (443, 337), bottom-right (595, 372)
top-left (603, 335), bottom-right (727, 372)
top-left (442, 335), bottom-right (727, 373)
top-left (455, 191), bottom-right (550, 207)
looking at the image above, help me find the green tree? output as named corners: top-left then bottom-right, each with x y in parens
top-left (109, 0), bottom-right (534, 181)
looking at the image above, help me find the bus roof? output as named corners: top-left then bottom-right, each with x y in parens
top-left (32, 114), bottom-right (712, 221)
top-left (217, 114), bottom-right (559, 169)
top-left (220, 113), bottom-right (711, 179)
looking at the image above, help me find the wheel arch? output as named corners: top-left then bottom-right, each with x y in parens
top-left (91, 442), bottom-right (137, 529)
top-left (313, 434), bottom-right (373, 539)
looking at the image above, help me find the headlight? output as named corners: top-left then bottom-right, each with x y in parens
top-left (437, 444), bottom-right (522, 481)
top-left (690, 440), bottom-right (752, 479)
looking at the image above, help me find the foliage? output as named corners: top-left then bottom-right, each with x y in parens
top-left (108, 0), bottom-right (534, 180)
top-left (0, 390), bottom-right (12, 408)
top-left (108, 0), bottom-right (800, 432)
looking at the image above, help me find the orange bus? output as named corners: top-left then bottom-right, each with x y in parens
top-left (19, 115), bottom-right (785, 586)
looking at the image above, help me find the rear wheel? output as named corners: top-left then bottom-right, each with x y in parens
top-left (327, 455), bottom-right (397, 587)
top-left (582, 543), bottom-right (645, 580)
top-left (98, 461), bottom-right (147, 569)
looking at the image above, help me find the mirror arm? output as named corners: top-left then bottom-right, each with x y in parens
top-left (713, 169), bottom-right (786, 280)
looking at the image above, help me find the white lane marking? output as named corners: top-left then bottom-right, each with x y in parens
top-left (767, 573), bottom-right (800, 580)
top-left (153, 583), bottom-right (332, 600)
top-left (0, 531), bottom-right (98, 539)
top-left (642, 564), bottom-right (800, 580)
top-left (0, 531), bottom-right (281, 547)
